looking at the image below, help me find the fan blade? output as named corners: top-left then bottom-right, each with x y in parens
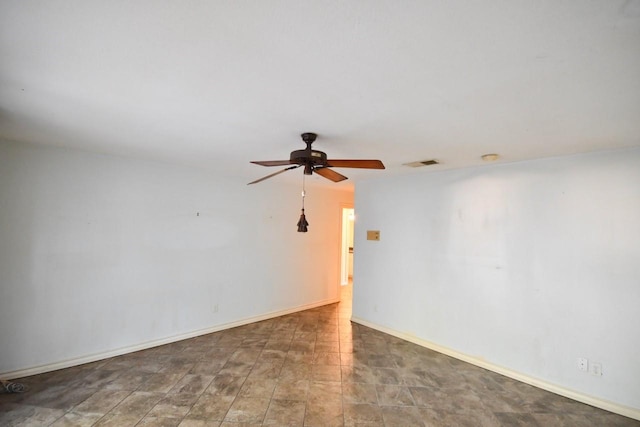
top-left (326, 159), bottom-right (385, 169)
top-left (251, 160), bottom-right (295, 167)
top-left (314, 167), bottom-right (348, 182)
top-left (248, 165), bottom-right (300, 185)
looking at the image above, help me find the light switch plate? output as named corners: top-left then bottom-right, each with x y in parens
top-left (367, 230), bottom-right (380, 241)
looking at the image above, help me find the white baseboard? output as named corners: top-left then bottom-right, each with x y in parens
top-left (0, 297), bottom-right (339, 380)
top-left (351, 316), bottom-right (640, 422)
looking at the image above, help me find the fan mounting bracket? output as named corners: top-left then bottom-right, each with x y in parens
top-left (301, 132), bottom-right (317, 144)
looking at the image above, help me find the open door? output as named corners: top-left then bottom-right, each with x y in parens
top-left (340, 207), bottom-right (355, 286)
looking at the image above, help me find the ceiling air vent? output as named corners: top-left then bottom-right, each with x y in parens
top-left (403, 159), bottom-right (440, 167)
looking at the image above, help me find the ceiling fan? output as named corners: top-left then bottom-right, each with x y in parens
top-left (248, 132), bottom-right (385, 184)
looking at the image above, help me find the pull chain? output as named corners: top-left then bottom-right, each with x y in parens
top-left (301, 173), bottom-right (306, 209)
top-left (297, 172), bottom-right (309, 232)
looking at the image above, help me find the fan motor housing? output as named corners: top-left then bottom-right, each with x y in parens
top-left (290, 149), bottom-right (327, 166)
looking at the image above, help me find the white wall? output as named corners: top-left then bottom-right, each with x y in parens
top-left (0, 140), bottom-right (352, 375)
top-left (353, 148), bottom-right (640, 412)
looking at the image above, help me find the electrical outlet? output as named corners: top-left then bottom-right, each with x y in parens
top-left (590, 363), bottom-right (602, 376)
top-left (577, 357), bottom-right (588, 372)
top-left (374, 305), bottom-right (378, 313)
top-left (213, 304), bottom-right (219, 313)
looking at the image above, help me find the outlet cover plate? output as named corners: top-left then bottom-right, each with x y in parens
top-left (577, 357), bottom-right (589, 372)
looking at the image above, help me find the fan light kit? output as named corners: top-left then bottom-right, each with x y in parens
top-left (249, 132), bottom-right (385, 232)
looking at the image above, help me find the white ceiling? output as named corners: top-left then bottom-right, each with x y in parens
top-left (1, 1), bottom-right (639, 189)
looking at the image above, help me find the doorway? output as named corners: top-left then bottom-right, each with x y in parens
top-left (340, 207), bottom-right (355, 286)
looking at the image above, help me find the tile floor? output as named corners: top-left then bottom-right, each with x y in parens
top-left (1, 283), bottom-right (638, 426)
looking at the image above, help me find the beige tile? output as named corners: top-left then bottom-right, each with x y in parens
top-left (410, 385), bottom-right (486, 413)
top-left (94, 412), bottom-right (145, 426)
top-left (313, 352), bottom-right (341, 366)
top-left (308, 381), bottom-right (342, 405)
top-left (532, 413), bottom-right (593, 426)
top-left (205, 373), bottom-right (246, 396)
top-left (205, 347), bottom-right (235, 359)
top-left (258, 349), bottom-right (287, 361)
top-left (263, 340), bottom-right (292, 351)
top-left (189, 360), bottom-right (227, 376)
top-left (219, 422), bottom-right (261, 427)
top-left (143, 362), bottom-right (177, 377)
top-left (50, 411), bottom-right (103, 426)
top-left (137, 416), bottom-right (182, 426)
top-left (341, 364), bottom-right (377, 384)
top-left (370, 367), bottom-right (402, 385)
top-left (272, 379), bottom-right (310, 401)
top-left (139, 372), bottom-right (187, 393)
top-left (224, 397), bottom-right (270, 423)
top-left (381, 406), bottom-right (425, 426)
top-left (218, 360), bottom-right (254, 376)
top-left (247, 361), bottom-right (282, 379)
top-left (229, 349), bottom-right (262, 364)
top-left (100, 357), bottom-right (139, 371)
top-left (290, 341), bottom-right (315, 352)
top-left (375, 384), bottom-right (415, 406)
top-left (0, 404), bottom-right (65, 426)
top-left (342, 382), bottom-right (378, 404)
top-left (296, 323), bottom-right (318, 333)
top-left (315, 341), bottom-right (340, 353)
top-left (463, 411), bottom-right (514, 426)
top-left (237, 377), bottom-right (277, 398)
top-left (477, 389), bottom-right (523, 413)
top-left (367, 354), bottom-right (397, 368)
top-left (111, 391), bottom-right (164, 417)
top-left (178, 419), bottom-right (221, 427)
top-left (25, 384), bottom-right (98, 411)
top-left (263, 399), bottom-right (306, 426)
top-left (339, 352), bottom-right (354, 365)
top-left (279, 363), bottom-right (312, 380)
top-left (104, 369), bottom-right (153, 391)
top-left (293, 331), bottom-right (317, 341)
top-left (187, 394), bottom-right (235, 420)
top-left (148, 393), bottom-right (200, 418)
top-left (316, 332), bottom-right (339, 342)
top-left (311, 365), bottom-right (341, 382)
top-left (285, 350), bottom-right (314, 364)
top-left (343, 403), bottom-right (383, 427)
top-left (216, 336), bottom-right (244, 347)
top-left (304, 401), bottom-right (343, 427)
top-left (169, 374), bottom-right (215, 395)
top-left (72, 389), bottom-right (131, 415)
top-left (399, 367), bottom-right (439, 387)
top-left (158, 361), bottom-right (196, 376)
